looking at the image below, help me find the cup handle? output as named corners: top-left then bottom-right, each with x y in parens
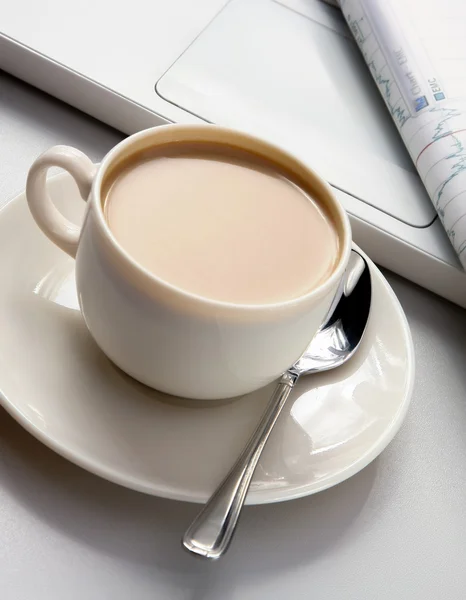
top-left (26, 145), bottom-right (97, 258)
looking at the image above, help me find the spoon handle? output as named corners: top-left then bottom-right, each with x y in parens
top-left (182, 371), bottom-right (298, 560)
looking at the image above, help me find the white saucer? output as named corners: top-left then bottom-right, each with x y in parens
top-left (0, 172), bottom-right (415, 505)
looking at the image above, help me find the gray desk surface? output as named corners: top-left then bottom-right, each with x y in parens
top-left (1, 71), bottom-right (466, 600)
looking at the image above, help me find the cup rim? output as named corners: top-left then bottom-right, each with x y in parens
top-left (91, 124), bottom-right (352, 312)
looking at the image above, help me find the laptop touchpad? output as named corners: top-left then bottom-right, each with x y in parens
top-left (156, 0), bottom-right (435, 227)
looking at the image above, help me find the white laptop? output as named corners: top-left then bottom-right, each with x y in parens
top-left (2, 0), bottom-right (466, 305)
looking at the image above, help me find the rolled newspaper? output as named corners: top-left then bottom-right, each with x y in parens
top-left (339, 0), bottom-right (466, 268)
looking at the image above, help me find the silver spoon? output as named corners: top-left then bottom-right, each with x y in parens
top-left (182, 249), bottom-right (372, 560)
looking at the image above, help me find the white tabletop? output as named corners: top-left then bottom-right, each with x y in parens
top-left (1, 70), bottom-right (466, 600)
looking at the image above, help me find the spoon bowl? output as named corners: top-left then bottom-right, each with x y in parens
top-left (292, 250), bottom-right (371, 376)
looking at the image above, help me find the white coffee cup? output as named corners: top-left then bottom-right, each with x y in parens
top-left (26, 125), bottom-right (351, 400)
